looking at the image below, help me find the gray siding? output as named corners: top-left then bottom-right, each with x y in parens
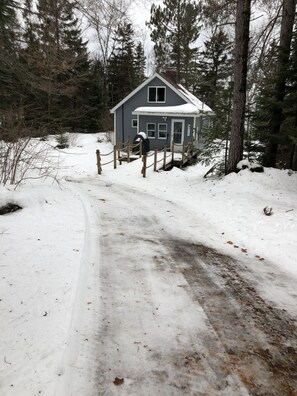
top-left (139, 116), bottom-right (196, 150)
top-left (114, 76), bottom-right (187, 146)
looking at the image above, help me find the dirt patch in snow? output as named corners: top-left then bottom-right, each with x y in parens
top-left (164, 239), bottom-right (297, 396)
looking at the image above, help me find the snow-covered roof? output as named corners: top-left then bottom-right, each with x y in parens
top-left (177, 84), bottom-right (213, 113)
top-left (133, 103), bottom-right (209, 116)
top-left (110, 72), bottom-right (213, 114)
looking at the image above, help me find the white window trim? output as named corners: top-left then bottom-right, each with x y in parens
top-left (158, 123), bottom-right (167, 139)
top-left (147, 86), bottom-right (166, 103)
top-left (132, 118), bottom-right (137, 128)
top-left (146, 123), bottom-right (156, 139)
top-left (171, 119), bottom-right (185, 146)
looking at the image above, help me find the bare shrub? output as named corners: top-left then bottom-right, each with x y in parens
top-left (104, 131), bottom-right (114, 143)
top-left (0, 135), bottom-right (60, 187)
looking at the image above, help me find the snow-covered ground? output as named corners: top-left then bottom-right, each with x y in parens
top-left (0, 133), bottom-right (297, 395)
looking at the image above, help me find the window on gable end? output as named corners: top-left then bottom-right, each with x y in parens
top-left (148, 87), bottom-right (166, 103)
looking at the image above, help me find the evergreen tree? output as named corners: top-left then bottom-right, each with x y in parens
top-left (134, 42), bottom-right (146, 86)
top-left (263, 0), bottom-right (296, 167)
top-left (285, 29), bottom-right (297, 169)
top-left (83, 58), bottom-right (106, 132)
top-left (148, 0), bottom-right (202, 87)
top-left (21, 0), bottom-right (46, 132)
top-left (196, 30), bottom-right (233, 109)
top-left (32, 0), bottom-right (91, 132)
top-left (107, 22), bottom-right (141, 107)
top-left (0, 0), bottom-right (21, 134)
top-left (253, 41), bottom-right (279, 149)
top-left (195, 29), bottom-right (233, 166)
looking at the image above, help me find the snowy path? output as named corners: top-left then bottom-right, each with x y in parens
top-left (68, 181), bottom-right (297, 396)
top-left (1, 134), bottom-right (297, 396)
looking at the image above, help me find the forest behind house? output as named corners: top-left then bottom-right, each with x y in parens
top-left (0, 0), bottom-right (296, 184)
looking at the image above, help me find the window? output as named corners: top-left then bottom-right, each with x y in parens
top-left (147, 123), bottom-right (156, 138)
top-left (158, 123), bottom-right (167, 139)
top-left (132, 119), bottom-right (138, 128)
top-left (148, 86), bottom-right (166, 103)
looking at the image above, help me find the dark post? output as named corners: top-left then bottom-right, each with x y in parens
top-left (96, 149), bottom-right (102, 175)
top-left (163, 145), bottom-right (167, 170)
top-left (142, 155), bottom-right (147, 178)
top-left (154, 149), bottom-right (158, 171)
top-left (113, 145), bottom-right (117, 169)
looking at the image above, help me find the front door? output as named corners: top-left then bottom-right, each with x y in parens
top-left (171, 119), bottom-right (185, 150)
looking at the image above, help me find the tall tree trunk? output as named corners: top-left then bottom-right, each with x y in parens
top-left (227, 0), bottom-right (251, 174)
top-left (263, 0), bottom-right (296, 167)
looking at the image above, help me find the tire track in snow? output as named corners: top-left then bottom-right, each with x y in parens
top-left (94, 184), bottom-right (249, 396)
top-left (165, 240), bottom-right (297, 396)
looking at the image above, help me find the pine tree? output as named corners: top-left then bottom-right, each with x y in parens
top-left (134, 42), bottom-right (146, 86)
top-left (32, 0), bottom-right (91, 132)
top-left (253, 41), bottom-right (279, 149)
top-left (0, 0), bottom-right (21, 134)
top-left (285, 29), bottom-right (297, 169)
top-left (195, 29), bottom-right (233, 165)
top-left (196, 30), bottom-right (233, 109)
top-left (262, 0), bottom-right (296, 167)
top-left (107, 22), bottom-right (139, 107)
top-left (148, 0), bottom-right (202, 87)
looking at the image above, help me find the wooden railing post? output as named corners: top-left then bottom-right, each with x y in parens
top-left (117, 140), bottom-right (121, 164)
top-left (139, 140), bottom-right (142, 157)
top-left (113, 145), bottom-right (117, 169)
top-left (142, 154), bottom-right (147, 178)
top-left (96, 149), bottom-right (102, 175)
top-left (154, 149), bottom-right (158, 172)
top-left (127, 137), bottom-right (130, 163)
top-left (181, 142), bottom-right (185, 168)
top-left (172, 142), bottom-right (175, 162)
top-left (163, 145), bottom-right (167, 170)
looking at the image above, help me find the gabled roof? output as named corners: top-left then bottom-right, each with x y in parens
top-left (110, 72), bottom-right (213, 114)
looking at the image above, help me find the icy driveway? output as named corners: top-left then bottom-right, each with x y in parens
top-left (66, 181), bottom-right (297, 396)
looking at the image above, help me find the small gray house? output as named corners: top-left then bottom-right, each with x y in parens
top-left (110, 71), bottom-right (213, 150)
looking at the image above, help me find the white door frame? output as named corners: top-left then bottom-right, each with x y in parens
top-left (171, 119), bottom-right (185, 149)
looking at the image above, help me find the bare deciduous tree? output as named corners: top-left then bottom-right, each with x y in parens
top-left (77, 0), bottom-right (131, 69)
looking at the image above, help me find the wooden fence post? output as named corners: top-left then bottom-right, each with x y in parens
top-left (113, 145), bottom-right (117, 169)
top-left (139, 140), bottom-right (142, 157)
top-left (117, 140), bottom-right (121, 165)
top-left (142, 154), bottom-right (147, 178)
top-left (154, 149), bottom-right (158, 172)
top-left (163, 145), bottom-right (167, 170)
top-left (181, 142), bottom-right (185, 168)
top-left (172, 142), bottom-right (175, 163)
top-left (127, 137), bottom-right (130, 163)
top-left (96, 149), bottom-right (102, 175)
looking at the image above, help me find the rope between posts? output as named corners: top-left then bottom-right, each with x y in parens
top-left (146, 163), bottom-right (154, 169)
top-left (100, 150), bottom-right (114, 157)
top-left (130, 142), bottom-right (141, 149)
top-left (101, 159), bottom-right (114, 166)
